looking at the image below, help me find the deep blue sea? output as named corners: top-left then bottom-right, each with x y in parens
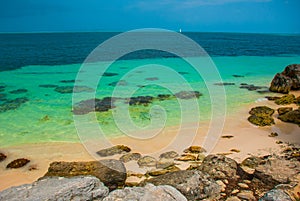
top-left (0, 32), bottom-right (299, 147)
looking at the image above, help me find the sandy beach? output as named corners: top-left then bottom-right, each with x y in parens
top-left (1, 91), bottom-right (299, 191)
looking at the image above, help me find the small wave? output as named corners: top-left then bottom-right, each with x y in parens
top-left (255, 98), bottom-right (268, 103)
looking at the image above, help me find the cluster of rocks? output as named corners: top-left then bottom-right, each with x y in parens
top-left (72, 90), bottom-right (202, 115)
top-left (0, 152), bottom-right (32, 169)
top-left (0, 97), bottom-right (29, 113)
top-left (1, 144), bottom-right (299, 201)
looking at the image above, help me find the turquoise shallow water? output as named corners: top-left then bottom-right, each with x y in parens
top-left (0, 56), bottom-right (300, 147)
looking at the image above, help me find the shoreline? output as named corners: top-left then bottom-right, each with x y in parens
top-left (1, 91), bottom-right (299, 191)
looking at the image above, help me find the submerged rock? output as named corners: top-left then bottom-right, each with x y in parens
top-left (248, 106), bottom-right (275, 126)
top-left (233, 74), bottom-right (245, 78)
top-left (6, 158), bottom-right (30, 168)
top-left (108, 80), bottom-right (128, 87)
top-left (278, 109), bottom-right (300, 126)
top-left (102, 72), bottom-right (119, 77)
top-left (145, 77), bottom-right (159, 81)
top-left (0, 97), bottom-right (29, 113)
top-left (259, 189), bottom-right (292, 201)
top-left (175, 91), bottom-right (202, 99)
top-left (0, 93), bottom-right (6, 101)
top-left (269, 64), bottom-right (300, 94)
top-left (140, 170), bottom-right (221, 200)
top-left (103, 183), bottom-right (187, 201)
top-left (54, 86), bottom-right (94, 94)
top-left (0, 176), bottom-right (109, 201)
top-left (214, 82), bottom-right (235, 86)
top-left (9, 88), bottom-right (28, 94)
top-left (44, 160), bottom-right (126, 190)
top-left (39, 84), bottom-right (59, 88)
top-left (59, 79), bottom-right (75, 83)
top-left (97, 145), bottom-right (131, 157)
top-left (0, 153), bottom-right (7, 162)
top-left (73, 97), bottom-right (118, 115)
top-left (128, 96), bottom-right (154, 106)
top-left (274, 94), bottom-right (296, 105)
top-left (240, 84), bottom-right (267, 91)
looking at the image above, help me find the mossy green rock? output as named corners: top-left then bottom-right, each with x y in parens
top-left (248, 106), bottom-right (275, 126)
top-left (6, 158), bottom-right (30, 168)
top-left (277, 107), bottom-right (293, 115)
top-left (274, 94), bottom-right (296, 105)
top-left (278, 109), bottom-right (300, 126)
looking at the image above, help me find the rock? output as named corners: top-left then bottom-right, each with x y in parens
top-left (268, 132), bottom-right (279, 137)
top-left (237, 191), bottom-right (256, 201)
top-left (159, 151), bottom-right (179, 159)
top-left (198, 155), bottom-right (244, 180)
top-left (128, 96), bottom-right (154, 106)
top-left (274, 94), bottom-right (296, 105)
top-left (108, 80), bottom-right (128, 87)
top-left (9, 88), bottom-right (28, 94)
top-left (238, 183), bottom-right (249, 189)
top-left (174, 91), bottom-right (202, 99)
top-left (221, 135), bottom-right (234, 139)
top-left (226, 196), bottom-right (241, 201)
top-left (0, 97), bottom-right (29, 113)
top-left (102, 72), bottom-right (119, 77)
top-left (146, 169), bottom-right (169, 177)
top-left (145, 77), bottom-right (159, 81)
top-left (248, 106), bottom-right (275, 126)
top-left (119, 153), bottom-right (141, 163)
top-left (241, 156), bottom-right (264, 169)
top-left (156, 158), bottom-right (175, 169)
top-left (265, 96), bottom-right (280, 101)
top-left (103, 183), bottom-right (187, 201)
top-left (259, 189), bottom-right (292, 201)
top-left (230, 149), bottom-right (241, 153)
top-left (140, 170), bottom-right (221, 200)
top-left (137, 156), bottom-right (157, 167)
top-left (0, 153), bottom-right (7, 162)
top-left (175, 154), bottom-right (197, 161)
top-left (197, 153), bottom-right (206, 161)
top-left (43, 160), bottom-right (126, 190)
top-left (214, 82), bottom-right (235, 86)
top-left (179, 72), bottom-right (189, 75)
top-left (0, 93), bottom-right (6, 101)
top-left (6, 158), bottom-right (30, 168)
top-left (97, 145), bottom-right (131, 157)
top-left (233, 75), bottom-right (245, 78)
top-left (157, 94), bottom-right (172, 101)
top-left (0, 176), bottom-right (109, 201)
top-left (278, 107), bottom-right (293, 115)
top-left (39, 84), bottom-right (59, 88)
top-left (73, 97), bottom-right (119, 115)
top-left (254, 157), bottom-right (300, 186)
top-left (54, 86), bottom-right (94, 94)
top-left (270, 64), bottom-right (300, 93)
top-left (59, 79), bottom-right (76, 83)
top-left (183, 146), bottom-right (206, 154)
top-left (240, 84), bottom-right (266, 91)
top-left (278, 109), bottom-right (300, 126)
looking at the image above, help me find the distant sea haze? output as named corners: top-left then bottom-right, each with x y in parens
top-left (0, 32), bottom-right (300, 71)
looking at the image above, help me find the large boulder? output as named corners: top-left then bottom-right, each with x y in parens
top-left (278, 109), bottom-right (300, 126)
top-left (247, 106), bottom-right (275, 126)
top-left (140, 170), bottom-right (221, 200)
top-left (269, 64), bottom-right (300, 93)
top-left (0, 176), bottom-right (109, 201)
top-left (259, 189), bottom-right (292, 201)
top-left (43, 160), bottom-right (126, 190)
top-left (96, 145), bottom-right (131, 157)
top-left (103, 183), bottom-right (187, 201)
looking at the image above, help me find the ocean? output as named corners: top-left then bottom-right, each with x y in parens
top-left (0, 32), bottom-right (299, 147)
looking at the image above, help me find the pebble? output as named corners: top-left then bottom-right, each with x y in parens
top-left (216, 180), bottom-right (226, 192)
top-left (223, 179), bottom-right (229, 184)
top-left (231, 189), bottom-right (240, 194)
top-left (226, 196), bottom-right (241, 201)
top-left (237, 191), bottom-right (256, 201)
top-left (243, 180), bottom-right (251, 184)
top-left (238, 183), bottom-right (249, 189)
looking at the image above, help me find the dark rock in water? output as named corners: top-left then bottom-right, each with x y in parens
top-left (73, 97), bottom-right (118, 115)
top-left (0, 85), bottom-right (5, 92)
top-left (44, 160), bottom-right (126, 190)
top-left (241, 156), bottom-right (264, 169)
top-left (103, 183), bottom-right (187, 201)
top-left (278, 109), bottom-right (300, 126)
top-left (9, 88), bottom-right (28, 94)
top-left (257, 90), bottom-right (270, 94)
top-left (102, 72), bottom-right (119, 77)
top-left (157, 94), bottom-right (172, 101)
top-left (214, 82), bottom-right (235, 86)
top-left (259, 189), bottom-right (292, 201)
top-left (39, 84), bottom-right (59, 88)
top-left (140, 170), bottom-right (221, 200)
top-left (59, 79), bottom-right (75, 83)
top-left (274, 94), bottom-right (296, 105)
top-left (145, 77), bottom-right (159, 81)
top-left (198, 155), bottom-right (244, 180)
top-left (269, 64), bottom-right (300, 94)
top-left (0, 153), bottom-right (7, 162)
top-left (232, 74), bottom-right (245, 78)
top-left (277, 107), bottom-right (293, 115)
top-left (128, 96), bottom-right (154, 106)
top-left (240, 84), bottom-right (266, 91)
top-left (0, 97), bottom-right (29, 113)
top-left (137, 156), bottom-right (157, 167)
top-left (248, 106), bottom-right (275, 126)
top-left (183, 146), bottom-right (206, 154)
top-left (0, 93), bottom-right (6, 101)
top-left (119, 153), bottom-right (141, 163)
top-left (6, 158), bottom-right (30, 168)
top-left (54, 86), bottom-right (93, 94)
top-left (108, 80), bottom-right (127, 87)
top-left (97, 145), bottom-right (131, 157)
top-left (179, 72), bottom-right (189, 75)
top-left (265, 96), bottom-right (280, 101)
top-left (0, 176), bottom-right (109, 201)
top-left (175, 91), bottom-right (202, 99)
top-left (159, 151), bottom-right (179, 159)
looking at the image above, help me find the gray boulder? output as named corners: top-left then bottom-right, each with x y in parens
top-left (103, 183), bottom-right (187, 201)
top-left (0, 176), bottom-right (109, 201)
top-left (140, 170), bottom-right (221, 200)
top-left (259, 189), bottom-right (292, 201)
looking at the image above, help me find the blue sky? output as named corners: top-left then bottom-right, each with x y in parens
top-left (0, 0), bottom-right (299, 33)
